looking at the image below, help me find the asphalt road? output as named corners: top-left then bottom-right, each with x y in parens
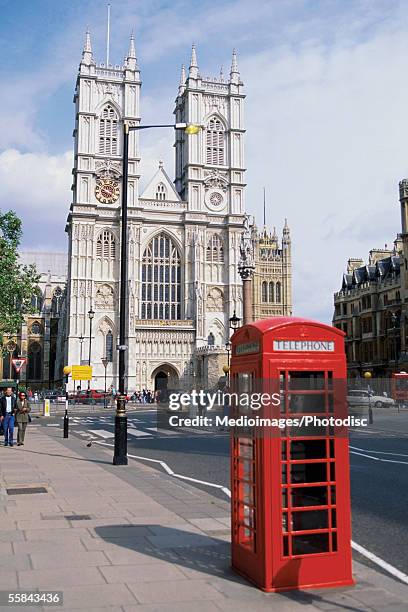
top-left (35, 405), bottom-right (408, 576)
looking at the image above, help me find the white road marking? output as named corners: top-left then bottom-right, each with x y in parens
top-left (351, 541), bottom-right (408, 585)
top-left (127, 429), bottom-right (152, 438)
top-left (350, 450), bottom-right (408, 465)
top-left (88, 429), bottom-right (114, 439)
top-left (92, 440), bottom-right (407, 584)
top-left (46, 424), bottom-right (59, 427)
top-left (145, 427), bottom-right (179, 436)
top-left (350, 445), bottom-right (408, 458)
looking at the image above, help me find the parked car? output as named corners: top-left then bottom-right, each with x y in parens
top-left (347, 389), bottom-right (395, 408)
top-left (71, 389), bottom-right (109, 404)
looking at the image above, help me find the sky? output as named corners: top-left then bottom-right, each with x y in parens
top-left (1, 0), bottom-right (408, 322)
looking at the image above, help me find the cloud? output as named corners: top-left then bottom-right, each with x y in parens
top-left (241, 22), bottom-right (408, 321)
top-left (0, 149), bottom-right (72, 249)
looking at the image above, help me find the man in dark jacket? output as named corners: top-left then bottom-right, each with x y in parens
top-left (0, 387), bottom-right (17, 446)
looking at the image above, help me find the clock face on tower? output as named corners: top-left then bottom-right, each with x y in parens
top-left (95, 179), bottom-right (120, 204)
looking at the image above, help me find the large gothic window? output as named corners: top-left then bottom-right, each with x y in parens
top-left (276, 281), bottom-right (282, 303)
top-left (262, 281), bottom-right (268, 303)
top-left (105, 330), bottom-right (113, 362)
top-left (51, 287), bottom-right (63, 316)
top-left (99, 105), bottom-right (118, 155)
top-left (206, 117), bottom-right (225, 165)
top-left (96, 230), bottom-right (116, 259)
top-left (141, 234), bottom-right (181, 320)
top-left (269, 282), bottom-right (275, 303)
top-left (206, 235), bottom-right (224, 263)
top-left (28, 342), bottom-right (42, 380)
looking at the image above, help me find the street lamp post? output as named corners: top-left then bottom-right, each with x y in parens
top-left (113, 120), bottom-right (201, 466)
top-left (87, 309), bottom-right (95, 391)
top-left (79, 334), bottom-right (84, 390)
top-left (391, 312), bottom-right (399, 374)
top-left (102, 357), bottom-right (109, 410)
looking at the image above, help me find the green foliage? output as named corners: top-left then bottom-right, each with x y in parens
top-left (0, 211), bottom-right (40, 350)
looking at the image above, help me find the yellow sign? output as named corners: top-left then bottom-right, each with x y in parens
top-left (71, 365), bottom-right (93, 381)
top-left (43, 399), bottom-right (50, 417)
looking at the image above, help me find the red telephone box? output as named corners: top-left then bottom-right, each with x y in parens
top-left (230, 317), bottom-right (354, 592)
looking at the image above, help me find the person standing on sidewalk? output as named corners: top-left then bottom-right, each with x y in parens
top-left (15, 391), bottom-right (31, 446)
top-left (0, 387), bottom-right (17, 447)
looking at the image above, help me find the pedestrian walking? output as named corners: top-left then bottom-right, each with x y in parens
top-left (15, 391), bottom-right (31, 446)
top-left (0, 387), bottom-right (17, 447)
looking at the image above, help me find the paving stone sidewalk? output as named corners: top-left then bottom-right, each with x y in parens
top-left (0, 428), bottom-right (407, 611)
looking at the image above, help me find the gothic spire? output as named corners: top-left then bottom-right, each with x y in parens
top-left (189, 43), bottom-right (199, 79)
top-left (128, 32), bottom-right (136, 58)
top-left (179, 64), bottom-right (186, 94)
top-left (81, 28), bottom-right (94, 65)
top-left (230, 48), bottom-right (240, 83)
top-left (125, 32), bottom-right (138, 70)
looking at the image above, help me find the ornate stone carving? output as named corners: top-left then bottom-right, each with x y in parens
top-left (203, 170), bottom-right (228, 193)
top-left (95, 284), bottom-right (115, 309)
top-left (207, 287), bottom-right (224, 311)
top-left (95, 159), bottom-right (122, 179)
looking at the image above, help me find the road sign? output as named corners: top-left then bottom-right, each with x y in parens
top-left (71, 365), bottom-right (92, 381)
top-left (11, 358), bottom-right (27, 374)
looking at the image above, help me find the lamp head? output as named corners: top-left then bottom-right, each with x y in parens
top-left (88, 308), bottom-right (95, 320)
top-left (184, 124), bottom-right (201, 135)
top-left (363, 371), bottom-right (372, 379)
top-left (229, 310), bottom-right (241, 330)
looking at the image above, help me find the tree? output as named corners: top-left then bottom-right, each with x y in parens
top-left (0, 211), bottom-right (40, 351)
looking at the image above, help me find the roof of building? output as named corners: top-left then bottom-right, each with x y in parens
top-left (19, 251), bottom-right (68, 277)
top-left (340, 253), bottom-right (400, 291)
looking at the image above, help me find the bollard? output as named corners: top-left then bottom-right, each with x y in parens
top-left (368, 405), bottom-right (373, 424)
top-left (63, 408), bottom-right (69, 438)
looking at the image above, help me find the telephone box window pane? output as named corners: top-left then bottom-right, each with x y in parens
top-left (281, 464), bottom-right (287, 484)
top-left (329, 440), bottom-right (335, 458)
top-left (330, 486), bottom-right (336, 504)
top-left (331, 509), bottom-right (337, 528)
top-left (292, 533), bottom-right (330, 555)
top-left (328, 394), bottom-right (334, 413)
top-left (330, 462), bottom-right (336, 482)
top-left (292, 510), bottom-right (329, 531)
top-left (238, 439), bottom-right (254, 459)
top-left (290, 440), bottom-right (327, 460)
top-left (238, 482), bottom-right (254, 505)
top-left (281, 440), bottom-right (287, 460)
top-left (243, 505), bottom-right (255, 528)
top-left (283, 535), bottom-right (289, 556)
top-left (289, 372), bottom-right (325, 390)
top-left (242, 460), bottom-right (254, 480)
top-left (289, 393), bottom-right (326, 413)
top-left (291, 486), bottom-right (328, 507)
top-left (282, 490), bottom-right (288, 508)
top-left (332, 532), bottom-right (338, 551)
top-left (291, 463), bottom-right (328, 484)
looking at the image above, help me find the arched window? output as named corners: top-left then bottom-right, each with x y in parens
top-left (206, 117), bottom-right (225, 165)
top-left (262, 281), bottom-right (268, 303)
top-left (31, 288), bottom-right (43, 313)
top-left (141, 233), bottom-right (181, 320)
top-left (206, 235), bottom-right (224, 263)
top-left (275, 281), bottom-right (281, 303)
top-left (99, 105), bottom-right (118, 155)
top-left (96, 231), bottom-right (116, 259)
top-left (28, 342), bottom-right (42, 380)
top-left (51, 287), bottom-right (63, 317)
top-left (105, 330), bottom-right (113, 362)
top-left (269, 282), bottom-right (274, 303)
top-left (155, 183), bottom-right (166, 201)
top-left (208, 332), bottom-right (215, 346)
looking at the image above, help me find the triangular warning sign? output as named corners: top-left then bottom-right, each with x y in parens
top-left (12, 358), bottom-right (27, 373)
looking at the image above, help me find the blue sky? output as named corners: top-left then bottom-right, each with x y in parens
top-left (1, 0), bottom-right (408, 321)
